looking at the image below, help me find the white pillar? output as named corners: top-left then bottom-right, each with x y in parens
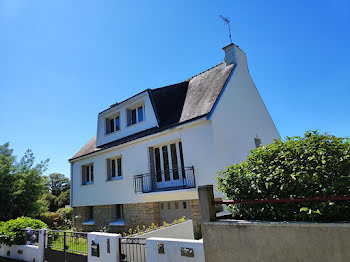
top-left (88, 232), bottom-right (121, 262)
top-left (38, 229), bottom-right (46, 262)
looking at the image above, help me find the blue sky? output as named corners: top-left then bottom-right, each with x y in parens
top-left (0, 0), bottom-right (349, 177)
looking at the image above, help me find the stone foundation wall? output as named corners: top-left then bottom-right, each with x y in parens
top-left (73, 202), bottom-right (160, 234)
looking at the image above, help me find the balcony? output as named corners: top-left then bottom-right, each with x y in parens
top-left (133, 166), bottom-right (196, 193)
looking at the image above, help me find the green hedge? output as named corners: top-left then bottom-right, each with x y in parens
top-left (0, 217), bottom-right (47, 246)
top-left (217, 131), bottom-right (350, 221)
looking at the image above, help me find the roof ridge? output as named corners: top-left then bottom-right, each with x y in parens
top-left (185, 61), bottom-right (226, 81)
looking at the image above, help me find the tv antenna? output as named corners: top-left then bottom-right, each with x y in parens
top-left (220, 15), bottom-right (232, 44)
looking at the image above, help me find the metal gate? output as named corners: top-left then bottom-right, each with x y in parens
top-left (44, 230), bottom-right (88, 262)
top-left (120, 237), bottom-right (147, 262)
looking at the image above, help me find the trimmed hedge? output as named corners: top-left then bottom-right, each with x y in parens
top-left (217, 131), bottom-right (350, 221)
top-left (0, 217), bottom-right (47, 245)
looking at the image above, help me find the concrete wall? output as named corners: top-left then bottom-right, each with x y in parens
top-left (0, 229), bottom-right (45, 262)
top-left (88, 232), bottom-right (121, 262)
top-left (146, 237), bottom-right (204, 262)
top-left (202, 220), bottom-right (350, 262)
top-left (0, 244), bottom-right (40, 262)
top-left (136, 220), bottom-right (194, 239)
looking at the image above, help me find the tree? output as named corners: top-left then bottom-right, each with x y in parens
top-left (0, 143), bottom-right (16, 220)
top-left (217, 131), bottom-right (350, 222)
top-left (0, 143), bottom-right (49, 220)
top-left (42, 192), bottom-right (58, 212)
top-left (55, 189), bottom-right (70, 208)
top-left (47, 173), bottom-right (70, 197)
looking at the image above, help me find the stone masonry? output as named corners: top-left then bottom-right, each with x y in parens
top-left (73, 202), bottom-right (160, 233)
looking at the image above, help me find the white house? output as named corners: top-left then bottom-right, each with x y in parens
top-left (69, 43), bottom-right (280, 234)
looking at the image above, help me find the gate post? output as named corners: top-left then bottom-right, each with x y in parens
top-left (198, 185), bottom-right (217, 223)
top-left (38, 229), bottom-right (46, 262)
top-left (88, 232), bottom-right (121, 262)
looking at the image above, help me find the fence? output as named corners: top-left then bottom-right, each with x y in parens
top-left (120, 237), bottom-right (147, 262)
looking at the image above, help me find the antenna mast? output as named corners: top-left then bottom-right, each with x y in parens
top-left (220, 15), bottom-right (232, 44)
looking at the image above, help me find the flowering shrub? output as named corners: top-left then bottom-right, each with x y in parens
top-left (0, 217), bottom-right (47, 246)
top-left (40, 207), bottom-right (73, 229)
top-left (123, 216), bottom-right (186, 237)
top-left (217, 131), bottom-right (350, 222)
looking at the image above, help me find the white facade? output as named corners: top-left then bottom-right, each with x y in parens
top-left (70, 44), bottom-right (280, 208)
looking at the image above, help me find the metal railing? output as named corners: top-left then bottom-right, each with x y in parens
top-left (133, 166), bottom-right (196, 193)
top-left (120, 237), bottom-right (147, 262)
top-left (45, 230), bottom-right (88, 255)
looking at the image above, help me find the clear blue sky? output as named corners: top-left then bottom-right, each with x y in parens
top-left (0, 0), bottom-right (349, 177)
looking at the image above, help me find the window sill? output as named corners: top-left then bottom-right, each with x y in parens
top-left (82, 220), bottom-right (95, 226)
top-left (107, 177), bottom-right (123, 182)
top-left (109, 220), bottom-right (125, 227)
top-left (81, 182), bottom-right (94, 186)
top-left (105, 130), bottom-right (120, 137)
top-left (126, 119), bottom-right (145, 129)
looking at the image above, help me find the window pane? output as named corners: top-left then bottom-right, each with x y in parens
top-left (162, 146), bottom-right (170, 181)
top-left (170, 143), bottom-right (179, 180)
top-left (179, 142), bottom-right (186, 179)
top-left (117, 158), bottom-right (122, 177)
top-left (154, 148), bottom-right (162, 182)
top-left (116, 204), bottom-right (123, 219)
top-left (115, 116), bottom-right (120, 131)
top-left (89, 207), bottom-right (93, 220)
top-left (109, 119), bottom-right (115, 133)
top-left (105, 119), bottom-right (111, 134)
top-left (131, 109), bottom-right (137, 125)
top-left (90, 165), bottom-right (94, 182)
top-left (86, 166), bottom-right (90, 182)
top-left (137, 106), bottom-right (144, 122)
top-left (111, 159), bottom-right (116, 177)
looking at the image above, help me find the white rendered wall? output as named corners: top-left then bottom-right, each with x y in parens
top-left (146, 237), bottom-right (205, 262)
top-left (211, 46), bottom-right (280, 174)
top-left (96, 92), bottom-right (159, 147)
top-left (72, 119), bottom-right (219, 207)
top-left (0, 245), bottom-right (40, 262)
top-left (88, 232), bottom-right (121, 262)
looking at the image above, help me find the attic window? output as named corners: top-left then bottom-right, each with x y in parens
top-left (127, 105), bottom-right (144, 126)
top-left (105, 115), bottom-right (120, 135)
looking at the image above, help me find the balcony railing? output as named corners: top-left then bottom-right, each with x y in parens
top-left (133, 166), bottom-right (196, 193)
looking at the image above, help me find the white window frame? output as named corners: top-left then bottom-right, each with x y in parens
top-left (82, 163), bottom-right (94, 185)
top-left (107, 156), bottom-right (123, 181)
top-left (127, 104), bottom-right (145, 127)
top-left (105, 114), bottom-right (121, 135)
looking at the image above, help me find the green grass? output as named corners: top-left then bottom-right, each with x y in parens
top-left (49, 234), bottom-right (87, 255)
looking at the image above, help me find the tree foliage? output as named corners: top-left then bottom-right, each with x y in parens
top-left (55, 189), bottom-right (70, 209)
top-left (0, 143), bottom-right (49, 220)
top-left (46, 173), bottom-right (70, 197)
top-left (217, 131), bottom-right (350, 221)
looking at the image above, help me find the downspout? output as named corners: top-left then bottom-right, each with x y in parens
top-left (70, 162), bottom-right (73, 207)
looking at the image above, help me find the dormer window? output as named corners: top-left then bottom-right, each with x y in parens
top-left (127, 105), bottom-right (144, 126)
top-left (105, 115), bottom-right (120, 135)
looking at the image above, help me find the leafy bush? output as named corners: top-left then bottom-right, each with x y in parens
top-left (217, 131), bottom-right (350, 222)
top-left (0, 217), bottom-right (47, 246)
top-left (40, 207), bottom-right (73, 230)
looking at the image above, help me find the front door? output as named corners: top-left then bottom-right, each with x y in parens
top-left (153, 141), bottom-right (186, 189)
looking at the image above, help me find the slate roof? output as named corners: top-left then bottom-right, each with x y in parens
top-left (70, 62), bottom-right (234, 161)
